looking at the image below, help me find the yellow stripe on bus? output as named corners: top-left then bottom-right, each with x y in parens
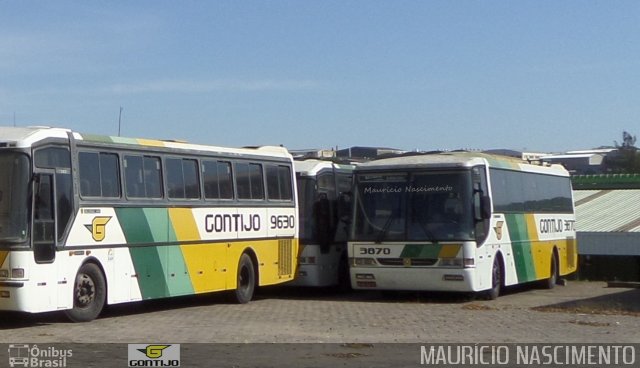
top-left (168, 208), bottom-right (222, 293)
top-left (181, 243), bottom-right (228, 293)
top-left (0, 251), bottom-right (8, 268)
top-left (526, 214), bottom-right (554, 280)
top-left (137, 138), bottom-right (166, 147)
top-left (438, 244), bottom-right (461, 258)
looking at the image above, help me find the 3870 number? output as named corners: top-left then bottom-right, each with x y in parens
top-left (270, 215), bottom-right (295, 229)
top-left (359, 247), bottom-right (391, 255)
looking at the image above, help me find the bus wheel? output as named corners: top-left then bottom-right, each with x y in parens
top-left (64, 263), bottom-right (106, 322)
top-left (484, 258), bottom-right (502, 300)
top-left (233, 253), bottom-right (255, 304)
top-left (542, 253), bottom-right (558, 289)
top-left (336, 255), bottom-right (352, 292)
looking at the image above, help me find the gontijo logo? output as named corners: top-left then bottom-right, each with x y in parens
top-left (138, 345), bottom-right (170, 359)
top-left (84, 216), bottom-right (111, 242)
top-left (128, 344), bottom-right (180, 367)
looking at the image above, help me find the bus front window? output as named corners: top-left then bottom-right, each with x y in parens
top-left (407, 172), bottom-right (474, 241)
top-left (0, 153), bottom-right (30, 245)
top-left (352, 173), bottom-right (408, 242)
top-left (352, 171), bottom-right (474, 242)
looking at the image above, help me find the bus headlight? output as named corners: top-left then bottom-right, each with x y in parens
top-left (11, 268), bottom-right (25, 279)
top-left (0, 269), bottom-right (8, 278)
top-left (298, 257), bottom-right (317, 265)
top-left (440, 258), bottom-right (462, 267)
top-left (463, 258), bottom-right (475, 268)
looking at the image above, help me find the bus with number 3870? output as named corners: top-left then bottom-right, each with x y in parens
top-left (0, 126), bottom-right (298, 321)
top-left (348, 152), bottom-right (577, 298)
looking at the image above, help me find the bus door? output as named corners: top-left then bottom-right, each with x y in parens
top-left (315, 172), bottom-right (336, 253)
top-left (471, 165), bottom-right (493, 291)
top-left (33, 165), bottom-right (74, 309)
top-left (33, 169), bottom-right (57, 264)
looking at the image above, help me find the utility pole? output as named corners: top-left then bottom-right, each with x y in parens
top-left (118, 107), bottom-right (123, 136)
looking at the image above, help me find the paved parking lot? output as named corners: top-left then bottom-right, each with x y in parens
top-left (1, 281), bottom-right (639, 367)
top-left (1, 281), bottom-right (639, 344)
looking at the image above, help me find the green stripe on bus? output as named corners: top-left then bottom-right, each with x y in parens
top-left (142, 208), bottom-right (177, 242)
top-left (160, 246), bottom-right (195, 296)
top-left (400, 243), bottom-right (441, 258)
top-left (116, 208), bottom-right (155, 244)
top-left (129, 246), bottom-right (169, 299)
top-left (111, 136), bottom-right (140, 145)
top-left (114, 208), bottom-right (162, 298)
top-left (116, 208), bottom-right (168, 298)
top-left (117, 208), bottom-right (194, 298)
top-left (80, 134), bottom-right (114, 144)
top-left (485, 158), bottom-right (520, 169)
top-left (141, 208), bottom-right (193, 296)
top-left (504, 214), bottom-right (536, 283)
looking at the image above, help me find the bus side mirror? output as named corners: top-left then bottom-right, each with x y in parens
top-left (481, 195), bottom-right (491, 219)
top-left (473, 192), bottom-right (491, 221)
top-left (314, 194), bottom-right (332, 249)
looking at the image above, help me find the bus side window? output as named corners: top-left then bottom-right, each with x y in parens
top-left (35, 175), bottom-right (53, 222)
top-left (56, 170), bottom-right (73, 241)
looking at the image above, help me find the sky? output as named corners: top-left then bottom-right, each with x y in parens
top-left (1, 1), bottom-right (639, 153)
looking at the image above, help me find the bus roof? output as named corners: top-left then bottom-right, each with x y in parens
top-left (294, 159), bottom-right (355, 176)
top-left (355, 151), bottom-right (569, 177)
top-left (0, 126), bottom-right (71, 147)
top-left (0, 126), bottom-right (291, 159)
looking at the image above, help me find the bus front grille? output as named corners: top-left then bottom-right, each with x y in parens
top-left (278, 239), bottom-right (293, 276)
top-left (377, 258), bottom-right (438, 266)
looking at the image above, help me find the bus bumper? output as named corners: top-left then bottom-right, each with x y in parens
top-left (288, 264), bottom-right (338, 287)
top-left (350, 267), bottom-right (480, 292)
top-left (0, 280), bottom-right (56, 313)
top-left (0, 281), bottom-right (30, 312)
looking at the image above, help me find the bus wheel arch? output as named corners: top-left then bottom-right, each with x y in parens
top-left (233, 249), bottom-right (258, 304)
top-left (64, 259), bottom-right (107, 322)
top-left (484, 252), bottom-right (504, 300)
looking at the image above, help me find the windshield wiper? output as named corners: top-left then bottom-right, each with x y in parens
top-left (412, 207), bottom-right (437, 242)
top-left (376, 209), bottom-right (399, 244)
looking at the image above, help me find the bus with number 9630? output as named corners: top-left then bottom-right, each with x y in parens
top-left (0, 126), bottom-right (298, 321)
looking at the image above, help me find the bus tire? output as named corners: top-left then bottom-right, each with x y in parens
top-left (336, 255), bottom-right (352, 292)
top-left (542, 252), bottom-right (558, 289)
top-left (64, 263), bottom-right (106, 322)
top-left (233, 253), bottom-right (256, 304)
top-left (484, 258), bottom-right (502, 300)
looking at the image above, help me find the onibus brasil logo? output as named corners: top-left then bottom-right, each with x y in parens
top-left (8, 344), bottom-right (72, 367)
top-left (128, 344), bottom-right (180, 367)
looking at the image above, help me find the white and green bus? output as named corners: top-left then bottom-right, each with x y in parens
top-left (289, 159), bottom-right (354, 287)
top-left (0, 126), bottom-right (298, 321)
top-left (349, 152), bottom-right (577, 298)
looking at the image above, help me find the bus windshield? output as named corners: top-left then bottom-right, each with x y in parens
top-left (0, 152), bottom-right (30, 245)
top-left (297, 176), bottom-right (316, 241)
top-left (352, 170), bottom-right (474, 242)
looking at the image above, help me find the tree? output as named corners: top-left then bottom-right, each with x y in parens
top-left (615, 131), bottom-right (637, 150)
top-left (607, 131), bottom-right (640, 173)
